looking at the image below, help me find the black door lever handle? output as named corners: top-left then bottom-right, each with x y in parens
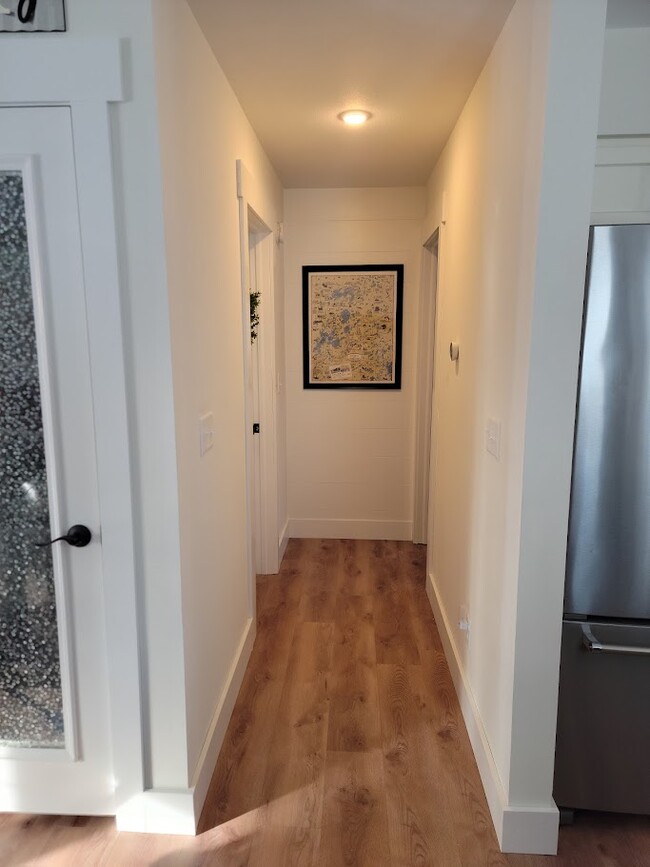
top-left (36, 524), bottom-right (92, 548)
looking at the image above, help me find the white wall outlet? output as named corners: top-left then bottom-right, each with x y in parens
top-left (199, 413), bottom-right (215, 456)
top-left (459, 604), bottom-right (471, 635)
top-left (486, 418), bottom-right (501, 460)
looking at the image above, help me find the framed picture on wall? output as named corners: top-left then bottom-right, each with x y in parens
top-left (0, 0), bottom-right (66, 32)
top-left (302, 264), bottom-right (404, 389)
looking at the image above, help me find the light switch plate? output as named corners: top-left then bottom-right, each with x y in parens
top-left (459, 604), bottom-right (471, 635)
top-left (199, 413), bottom-right (215, 456)
top-left (486, 418), bottom-right (501, 460)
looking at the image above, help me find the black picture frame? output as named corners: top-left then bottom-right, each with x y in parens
top-left (302, 264), bottom-right (404, 390)
top-left (0, 0), bottom-right (66, 33)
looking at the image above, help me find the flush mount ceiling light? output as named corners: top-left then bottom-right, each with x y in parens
top-left (338, 109), bottom-right (372, 126)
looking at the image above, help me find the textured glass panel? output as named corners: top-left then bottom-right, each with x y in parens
top-left (0, 171), bottom-right (64, 748)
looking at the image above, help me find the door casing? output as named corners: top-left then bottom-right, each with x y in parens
top-left (413, 228), bottom-right (441, 544)
top-left (237, 160), bottom-right (281, 595)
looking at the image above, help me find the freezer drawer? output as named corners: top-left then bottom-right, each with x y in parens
top-left (554, 619), bottom-right (650, 814)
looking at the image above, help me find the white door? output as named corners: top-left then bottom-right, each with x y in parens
top-left (249, 230), bottom-right (263, 575)
top-left (0, 107), bottom-right (113, 814)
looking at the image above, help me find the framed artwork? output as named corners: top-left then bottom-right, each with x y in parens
top-left (303, 264), bottom-right (404, 389)
top-left (0, 0), bottom-right (66, 32)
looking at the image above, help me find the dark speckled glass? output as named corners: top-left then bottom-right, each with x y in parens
top-left (0, 171), bottom-right (64, 748)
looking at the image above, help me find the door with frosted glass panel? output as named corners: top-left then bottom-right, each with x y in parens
top-left (0, 107), bottom-right (113, 814)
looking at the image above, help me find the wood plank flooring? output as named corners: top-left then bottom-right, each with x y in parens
top-left (1, 538), bottom-right (649, 865)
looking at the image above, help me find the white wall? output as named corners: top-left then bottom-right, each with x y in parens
top-left (423, 0), bottom-right (606, 854)
top-left (62, 0), bottom-right (285, 827)
top-left (283, 188), bottom-right (426, 541)
top-left (63, 0), bottom-right (187, 794)
top-left (424, 0), bottom-right (537, 795)
top-left (151, 0), bottom-right (284, 793)
top-left (598, 27), bottom-right (650, 136)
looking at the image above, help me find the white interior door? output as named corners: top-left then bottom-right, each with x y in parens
top-left (0, 107), bottom-right (113, 815)
top-left (249, 231), bottom-right (263, 574)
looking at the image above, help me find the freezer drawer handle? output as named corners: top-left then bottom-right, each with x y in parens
top-left (581, 624), bottom-right (650, 657)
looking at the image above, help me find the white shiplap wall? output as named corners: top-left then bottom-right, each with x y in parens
top-left (283, 187), bottom-right (426, 540)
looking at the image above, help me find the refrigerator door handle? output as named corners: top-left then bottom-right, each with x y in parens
top-left (581, 624), bottom-right (650, 657)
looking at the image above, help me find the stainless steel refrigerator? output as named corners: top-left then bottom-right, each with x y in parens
top-left (554, 224), bottom-right (650, 816)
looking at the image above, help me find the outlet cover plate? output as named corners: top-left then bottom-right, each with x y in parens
top-left (486, 418), bottom-right (501, 460)
top-left (199, 413), bottom-right (215, 456)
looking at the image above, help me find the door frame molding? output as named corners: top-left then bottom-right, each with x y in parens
top-left (0, 39), bottom-right (145, 813)
top-left (412, 228), bottom-right (441, 544)
top-left (237, 160), bottom-right (280, 587)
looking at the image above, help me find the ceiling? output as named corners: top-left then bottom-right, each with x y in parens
top-left (188, 0), bottom-right (650, 189)
top-left (188, 0), bottom-right (515, 188)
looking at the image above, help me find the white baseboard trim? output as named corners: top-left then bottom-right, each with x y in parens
top-left (425, 572), bottom-right (559, 856)
top-left (190, 616), bottom-right (256, 822)
top-left (501, 804), bottom-right (560, 855)
top-left (287, 518), bottom-right (413, 541)
top-left (279, 518), bottom-right (290, 565)
top-left (425, 572), bottom-right (508, 844)
top-left (116, 789), bottom-right (196, 835)
top-left (116, 617), bottom-right (256, 836)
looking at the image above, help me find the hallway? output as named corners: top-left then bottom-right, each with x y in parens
top-left (2, 0), bottom-right (650, 856)
top-left (201, 537), bottom-right (503, 864)
top-left (197, 539), bottom-right (650, 866)
top-left (3, 539), bottom-right (648, 865)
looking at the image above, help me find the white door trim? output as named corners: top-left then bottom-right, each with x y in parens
top-left (70, 99), bottom-right (144, 816)
top-left (0, 39), bottom-right (123, 104)
top-left (237, 161), bottom-right (280, 583)
top-left (412, 229), bottom-right (440, 544)
top-left (0, 39), bottom-right (145, 814)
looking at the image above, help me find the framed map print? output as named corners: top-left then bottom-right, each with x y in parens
top-left (303, 264), bottom-right (404, 389)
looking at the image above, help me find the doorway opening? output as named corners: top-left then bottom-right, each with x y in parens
top-left (413, 229), bottom-right (440, 544)
top-left (249, 225), bottom-right (263, 576)
top-left (238, 191), bottom-right (281, 620)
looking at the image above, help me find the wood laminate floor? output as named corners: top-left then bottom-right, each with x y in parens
top-left (1, 539), bottom-right (649, 866)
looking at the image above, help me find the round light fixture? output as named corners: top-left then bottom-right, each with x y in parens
top-left (338, 109), bottom-right (372, 126)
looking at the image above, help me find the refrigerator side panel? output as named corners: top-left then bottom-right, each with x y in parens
top-left (566, 224), bottom-right (650, 620)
